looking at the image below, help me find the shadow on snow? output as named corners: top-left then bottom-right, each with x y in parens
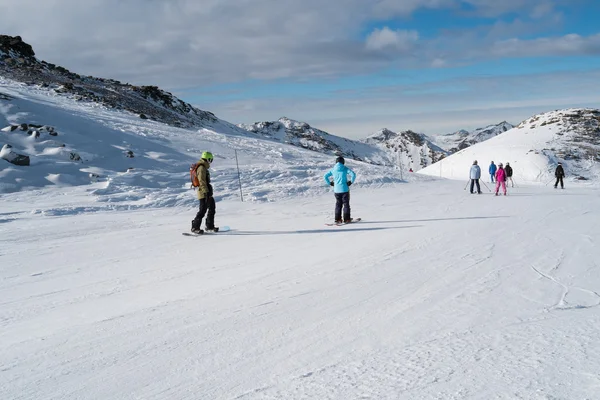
top-left (224, 225), bottom-right (422, 236)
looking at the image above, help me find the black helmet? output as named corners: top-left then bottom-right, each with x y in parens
top-left (336, 156), bottom-right (345, 164)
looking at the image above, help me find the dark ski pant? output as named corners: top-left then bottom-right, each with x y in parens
top-left (554, 177), bottom-right (564, 188)
top-left (470, 179), bottom-right (481, 193)
top-left (490, 173), bottom-right (495, 183)
top-left (334, 192), bottom-right (351, 221)
top-left (192, 196), bottom-right (216, 229)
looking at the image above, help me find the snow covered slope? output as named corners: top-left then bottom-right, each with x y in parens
top-left (362, 128), bottom-right (447, 171)
top-left (3, 181), bottom-right (600, 399)
top-left (419, 108), bottom-right (600, 184)
top-left (434, 121), bottom-right (514, 153)
top-left (0, 77), bottom-right (415, 200)
top-left (239, 117), bottom-right (394, 166)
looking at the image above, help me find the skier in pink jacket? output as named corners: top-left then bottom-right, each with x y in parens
top-left (495, 163), bottom-right (507, 196)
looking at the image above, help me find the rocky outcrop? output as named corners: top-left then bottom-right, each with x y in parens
top-left (0, 35), bottom-right (217, 129)
top-left (0, 144), bottom-right (30, 166)
top-left (518, 108), bottom-right (600, 162)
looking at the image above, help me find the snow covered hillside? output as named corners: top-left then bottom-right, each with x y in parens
top-left (240, 118), bottom-right (447, 171)
top-left (239, 117), bottom-right (394, 166)
top-left (419, 108), bottom-right (600, 185)
top-left (3, 33), bottom-right (600, 400)
top-left (434, 121), bottom-right (514, 153)
top-left (0, 76), bottom-right (414, 201)
top-left (362, 128), bottom-right (447, 171)
top-left (3, 181), bottom-right (600, 399)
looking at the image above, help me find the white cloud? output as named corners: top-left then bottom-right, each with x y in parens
top-left (491, 34), bottom-right (600, 57)
top-left (0, 0), bottom-right (584, 89)
top-left (365, 27), bottom-right (419, 52)
top-left (203, 69), bottom-right (600, 138)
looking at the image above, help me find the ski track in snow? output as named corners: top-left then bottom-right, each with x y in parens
top-left (2, 182), bottom-right (600, 399)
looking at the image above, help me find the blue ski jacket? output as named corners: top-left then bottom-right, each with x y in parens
top-left (489, 163), bottom-right (497, 175)
top-left (324, 162), bottom-right (356, 193)
top-left (470, 165), bottom-right (481, 179)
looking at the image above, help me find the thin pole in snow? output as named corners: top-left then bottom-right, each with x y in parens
top-left (398, 152), bottom-right (403, 180)
top-left (480, 180), bottom-right (492, 192)
top-left (235, 149), bottom-right (243, 202)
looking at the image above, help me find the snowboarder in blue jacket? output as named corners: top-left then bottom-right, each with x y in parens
top-left (324, 156), bottom-right (356, 223)
top-left (489, 161), bottom-right (497, 183)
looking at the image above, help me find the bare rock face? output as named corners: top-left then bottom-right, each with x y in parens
top-left (0, 35), bottom-right (218, 129)
top-left (0, 35), bottom-right (35, 59)
top-left (1, 144), bottom-right (30, 166)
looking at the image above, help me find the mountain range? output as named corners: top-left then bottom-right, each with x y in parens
top-left (1, 35), bottom-right (513, 173)
top-left (2, 34), bottom-right (599, 191)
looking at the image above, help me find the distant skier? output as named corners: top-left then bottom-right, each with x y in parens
top-left (495, 163), bottom-right (507, 196)
top-left (489, 161), bottom-right (497, 183)
top-left (191, 151), bottom-right (218, 234)
top-left (469, 160), bottom-right (482, 194)
top-left (409, 168), bottom-right (414, 172)
top-left (324, 156), bottom-right (356, 223)
top-left (554, 162), bottom-right (565, 189)
top-left (505, 162), bottom-right (514, 187)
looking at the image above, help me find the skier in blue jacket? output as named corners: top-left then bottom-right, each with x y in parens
top-left (489, 161), bottom-right (497, 183)
top-left (324, 156), bottom-right (356, 223)
top-left (469, 160), bottom-right (482, 194)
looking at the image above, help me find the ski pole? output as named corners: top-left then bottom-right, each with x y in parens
top-left (464, 180), bottom-right (470, 190)
top-left (480, 180), bottom-right (492, 192)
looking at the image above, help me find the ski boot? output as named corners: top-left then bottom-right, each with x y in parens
top-left (191, 220), bottom-right (203, 235)
top-left (205, 226), bottom-right (219, 233)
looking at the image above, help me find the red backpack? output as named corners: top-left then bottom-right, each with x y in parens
top-left (190, 162), bottom-right (201, 188)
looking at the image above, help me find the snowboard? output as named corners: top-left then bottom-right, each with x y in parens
top-left (182, 226), bottom-right (230, 236)
top-left (325, 218), bottom-right (361, 226)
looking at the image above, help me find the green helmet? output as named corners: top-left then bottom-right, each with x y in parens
top-left (201, 151), bottom-right (213, 162)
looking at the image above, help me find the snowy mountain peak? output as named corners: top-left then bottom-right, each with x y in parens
top-left (435, 121), bottom-right (515, 153)
top-left (517, 108), bottom-right (600, 131)
top-left (420, 107), bottom-right (600, 183)
top-left (363, 128), bottom-right (447, 169)
top-left (366, 128), bottom-right (400, 141)
top-left (277, 117), bottom-right (312, 131)
top-left (239, 117), bottom-right (384, 164)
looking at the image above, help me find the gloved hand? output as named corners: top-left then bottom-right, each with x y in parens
top-left (330, 182), bottom-right (334, 187)
top-left (347, 181), bottom-right (352, 186)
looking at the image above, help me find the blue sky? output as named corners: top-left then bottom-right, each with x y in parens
top-left (1, 0), bottom-right (600, 138)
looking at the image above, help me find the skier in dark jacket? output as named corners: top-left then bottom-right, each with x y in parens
top-left (505, 163), bottom-right (514, 187)
top-left (554, 162), bottom-right (565, 189)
